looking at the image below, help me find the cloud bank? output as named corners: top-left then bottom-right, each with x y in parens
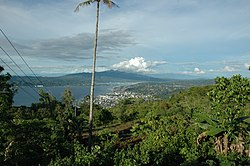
top-left (1, 0), bottom-right (250, 77)
top-left (13, 30), bottom-right (135, 61)
top-left (244, 63), bottom-right (250, 69)
top-left (112, 57), bottom-right (167, 73)
top-left (194, 67), bottom-right (205, 74)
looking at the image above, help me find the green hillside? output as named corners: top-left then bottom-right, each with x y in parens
top-left (1, 66), bottom-right (250, 165)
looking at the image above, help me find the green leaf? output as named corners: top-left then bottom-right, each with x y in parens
top-left (206, 127), bottom-right (224, 136)
top-left (196, 122), bottom-right (211, 130)
top-left (241, 116), bottom-right (250, 124)
top-left (195, 113), bottom-right (217, 126)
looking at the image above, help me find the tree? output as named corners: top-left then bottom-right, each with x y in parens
top-left (197, 75), bottom-right (250, 156)
top-left (62, 88), bottom-right (74, 111)
top-left (0, 66), bottom-right (15, 111)
top-left (37, 89), bottom-right (57, 119)
top-left (0, 66), bottom-right (15, 163)
top-left (75, 0), bottom-right (118, 151)
top-left (94, 108), bottom-right (113, 126)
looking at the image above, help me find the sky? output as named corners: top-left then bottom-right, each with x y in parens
top-left (0, 0), bottom-right (250, 78)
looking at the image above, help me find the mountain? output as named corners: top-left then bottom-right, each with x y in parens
top-left (11, 70), bottom-right (164, 86)
top-left (72, 70), bottom-right (163, 81)
top-left (149, 73), bottom-right (206, 80)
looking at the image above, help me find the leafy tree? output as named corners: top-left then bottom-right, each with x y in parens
top-left (197, 75), bottom-right (250, 158)
top-left (4, 119), bottom-right (50, 165)
top-left (62, 88), bottom-right (74, 111)
top-left (94, 108), bottom-right (113, 126)
top-left (0, 66), bottom-right (15, 112)
top-left (75, 0), bottom-right (118, 151)
top-left (0, 66), bottom-right (15, 164)
top-left (37, 89), bottom-right (58, 119)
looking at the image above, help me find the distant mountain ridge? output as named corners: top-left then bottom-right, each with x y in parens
top-left (65, 70), bottom-right (156, 79)
top-left (149, 73), bottom-right (205, 80)
top-left (11, 70), bottom-right (164, 86)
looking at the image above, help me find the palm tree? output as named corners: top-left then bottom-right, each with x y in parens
top-left (75, 0), bottom-right (118, 151)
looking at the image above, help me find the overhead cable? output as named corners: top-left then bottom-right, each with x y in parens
top-left (0, 46), bottom-right (41, 96)
top-left (0, 28), bottom-right (49, 92)
top-left (0, 57), bottom-right (38, 100)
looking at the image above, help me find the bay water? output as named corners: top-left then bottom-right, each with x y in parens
top-left (13, 84), bottom-right (116, 106)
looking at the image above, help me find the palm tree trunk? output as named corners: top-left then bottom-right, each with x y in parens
top-left (88, 1), bottom-right (100, 152)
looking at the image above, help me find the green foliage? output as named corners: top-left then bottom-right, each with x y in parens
top-left (195, 113), bottom-right (224, 137)
top-left (5, 119), bottom-right (49, 165)
top-left (197, 75), bottom-right (250, 162)
top-left (0, 66), bottom-right (15, 113)
top-left (209, 75), bottom-right (250, 121)
top-left (111, 98), bottom-right (159, 123)
top-left (111, 98), bottom-right (138, 123)
top-left (62, 88), bottom-right (74, 111)
top-left (30, 89), bottom-right (59, 119)
top-left (1, 71), bottom-right (250, 165)
top-left (94, 108), bottom-right (113, 126)
top-left (0, 67), bottom-right (16, 164)
top-left (207, 75), bottom-right (250, 136)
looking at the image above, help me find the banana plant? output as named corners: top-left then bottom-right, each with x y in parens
top-left (195, 112), bottom-right (250, 155)
top-left (195, 113), bottom-right (224, 144)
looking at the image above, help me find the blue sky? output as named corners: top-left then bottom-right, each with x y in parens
top-left (0, 0), bottom-right (249, 78)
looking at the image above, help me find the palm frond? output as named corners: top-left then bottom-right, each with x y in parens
top-left (74, 0), bottom-right (96, 12)
top-left (110, 1), bottom-right (119, 8)
top-left (102, 0), bottom-right (119, 8)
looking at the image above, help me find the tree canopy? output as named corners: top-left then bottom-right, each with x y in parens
top-left (0, 69), bottom-right (250, 165)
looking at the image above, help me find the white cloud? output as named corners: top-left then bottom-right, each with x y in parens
top-left (244, 63), bottom-right (250, 69)
top-left (179, 67), bottom-right (205, 75)
top-left (182, 71), bottom-right (193, 74)
top-left (112, 57), bottom-right (167, 73)
top-left (209, 69), bottom-right (215, 72)
top-left (194, 67), bottom-right (205, 74)
top-left (1, 0), bottom-right (250, 77)
top-left (223, 66), bottom-right (236, 72)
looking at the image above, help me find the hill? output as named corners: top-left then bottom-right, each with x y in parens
top-left (149, 73), bottom-right (205, 80)
top-left (11, 70), bottom-right (164, 86)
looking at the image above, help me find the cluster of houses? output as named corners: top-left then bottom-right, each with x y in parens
top-left (94, 91), bottom-right (153, 108)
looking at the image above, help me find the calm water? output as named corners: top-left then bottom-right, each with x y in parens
top-left (13, 84), bottom-right (116, 106)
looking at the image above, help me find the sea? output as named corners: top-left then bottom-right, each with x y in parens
top-left (13, 84), bottom-right (119, 106)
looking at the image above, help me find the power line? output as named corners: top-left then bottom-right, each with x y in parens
top-left (0, 28), bottom-right (49, 92)
top-left (0, 46), bottom-right (41, 96)
top-left (0, 46), bottom-right (37, 85)
top-left (0, 57), bottom-right (38, 100)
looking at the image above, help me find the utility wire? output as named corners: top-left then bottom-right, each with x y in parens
top-left (0, 46), bottom-right (37, 85)
top-left (0, 57), bottom-right (37, 100)
top-left (0, 46), bottom-right (41, 96)
top-left (0, 28), bottom-right (49, 92)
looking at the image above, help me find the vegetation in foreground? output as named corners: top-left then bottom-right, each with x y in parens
top-left (0, 66), bottom-right (250, 165)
